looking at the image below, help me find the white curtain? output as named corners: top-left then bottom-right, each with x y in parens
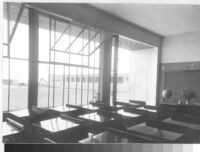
top-left (128, 48), bottom-right (158, 106)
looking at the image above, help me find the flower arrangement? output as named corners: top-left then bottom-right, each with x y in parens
top-left (178, 87), bottom-right (196, 104)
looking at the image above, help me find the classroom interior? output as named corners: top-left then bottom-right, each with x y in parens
top-left (2, 2), bottom-right (200, 143)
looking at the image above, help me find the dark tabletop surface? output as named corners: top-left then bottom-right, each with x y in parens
top-left (136, 107), bottom-right (157, 113)
top-left (78, 112), bottom-right (115, 122)
top-left (162, 118), bottom-right (200, 130)
top-left (81, 105), bottom-right (100, 110)
top-left (33, 117), bottom-right (80, 132)
top-left (79, 131), bottom-right (133, 143)
top-left (128, 123), bottom-right (183, 141)
top-left (50, 106), bottom-right (77, 112)
top-left (9, 108), bottom-right (46, 118)
top-left (116, 109), bottom-right (140, 118)
top-left (10, 109), bottom-right (32, 117)
top-left (3, 122), bottom-right (22, 136)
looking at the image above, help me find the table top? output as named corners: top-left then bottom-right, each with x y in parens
top-left (137, 107), bottom-right (157, 113)
top-left (81, 105), bottom-right (99, 110)
top-left (163, 118), bottom-right (200, 130)
top-left (10, 109), bottom-right (31, 117)
top-left (50, 106), bottom-right (76, 112)
top-left (10, 109), bottom-right (46, 118)
top-left (128, 123), bottom-right (183, 141)
top-left (3, 122), bottom-right (22, 136)
top-left (78, 112), bottom-right (115, 122)
top-left (33, 117), bottom-right (80, 133)
top-left (117, 109), bottom-right (140, 118)
top-left (79, 131), bottom-right (133, 143)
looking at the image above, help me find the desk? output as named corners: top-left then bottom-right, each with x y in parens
top-left (33, 117), bottom-right (86, 142)
top-left (128, 123), bottom-right (183, 142)
top-left (33, 117), bottom-right (80, 133)
top-left (66, 104), bottom-right (99, 111)
top-left (78, 112), bottom-right (115, 123)
top-left (9, 109), bottom-right (48, 122)
top-left (163, 118), bottom-right (200, 131)
top-left (117, 109), bottom-right (140, 118)
top-left (79, 131), bottom-right (133, 143)
top-left (137, 107), bottom-right (157, 113)
top-left (81, 105), bottom-right (100, 111)
top-left (3, 122), bottom-right (22, 136)
top-left (50, 106), bottom-right (77, 113)
top-left (10, 109), bottom-right (32, 118)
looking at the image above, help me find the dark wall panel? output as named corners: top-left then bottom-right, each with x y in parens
top-left (165, 70), bottom-right (200, 104)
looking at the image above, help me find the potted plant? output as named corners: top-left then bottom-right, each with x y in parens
top-left (178, 87), bottom-right (196, 105)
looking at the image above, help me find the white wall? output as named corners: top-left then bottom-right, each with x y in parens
top-left (161, 31), bottom-right (200, 63)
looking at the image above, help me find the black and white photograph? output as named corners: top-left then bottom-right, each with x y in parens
top-left (1, 0), bottom-right (200, 151)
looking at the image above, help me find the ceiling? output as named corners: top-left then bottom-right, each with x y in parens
top-left (90, 4), bottom-right (200, 36)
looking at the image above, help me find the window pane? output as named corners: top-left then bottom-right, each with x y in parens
top-left (54, 51), bottom-right (69, 63)
top-left (63, 66), bottom-right (69, 105)
top-left (3, 45), bottom-right (8, 57)
top-left (82, 68), bottom-right (88, 105)
top-left (9, 59), bottom-right (28, 111)
top-left (68, 66), bottom-right (76, 105)
top-left (3, 58), bottom-right (8, 111)
top-left (3, 19), bottom-right (7, 44)
top-left (38, 63), bottom-right (49, 108)
top-left (54, 65), bottom-right (64, 106)
top-left (39, 27), bottom-right (50, 62)
top-left (116, 39), bottom-right (158, 106)
top-left (10, 22), bottom-right (29, 59)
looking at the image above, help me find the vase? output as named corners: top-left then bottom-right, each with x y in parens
top-left (178, 99), bottom-right (189, 105)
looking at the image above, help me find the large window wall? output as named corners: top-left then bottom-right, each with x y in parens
top-left (2, 3), bottom-right (160, 111)
top-left (3, 3), bottom-right (29, 111)
top-left (112, 36), bottom-right (158, 106)
top-left (38, 14), bottom-right (102, 108)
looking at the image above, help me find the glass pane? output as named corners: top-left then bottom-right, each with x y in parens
top-left (54, 65), bottom-right (64, 107)
top-left (10, 22), bottom-right (29, 59)
top-left (70, 54), bottom-right (82, 65)
top-left (3, 45), bottom-right (8, 57)
top-left (88, 69), bottom-right (94, 102)
top-left (76, 67), bottom-right (82, 105)
top-left (55, 51), bottom-right (69, 63)
top-left (9, 59), bottom-right (28, 111)
top-left (39, 27), bottom-right (50, 62)
top-left (68, 66), bottom-right (76, 105)
top-left (64, 66), bottom-right (69, 105)
top-left (48, 64), bottom-right (54, 107)
top-left (3, 58), bottom-right (8, 111)
top-left (117, 48), bottom-right (130, 102)
top-left (3, 19), bottom-right (7, 44)
top-left (38, 63), bottom-right (49, 108)
top-left (116, 43), bottom-right (158, 106)
top-left (55, 34), bottom-right (69, 51)
top-left (82, 68), bottom-right (88, 105)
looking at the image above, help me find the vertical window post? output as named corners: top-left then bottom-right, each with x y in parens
top-left (112, 34), bottom-right (119, 105)
top-left (99, 32), bottom-right (112, 105)
top-left (28, 8), bottom-right (39, 111)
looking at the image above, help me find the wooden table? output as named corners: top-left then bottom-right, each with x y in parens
top-left (77, 111), bottom-right (118, 134)
top-left (66, 104), bottom-right (100, 111)
top-left (127, 123), bottom-right (184, 142)
top-left (3, 121), bottom-right (22, 137)
top-left (163, 118), bottom-right (200, 131)
top-left (78, 112), bottom-right (115, 123)
top-left (79, 131), bottom-right (134, 143)
top-left (9, 108), bottom-right (48, 122)
top-left (3, 121), bottom-right (23, 143)
top-left (33, 117), bottom-right (87, 142)
top-left (49, 106), bottom-right (77, 114)
top-left (137, 107), bottom-right (158, 113)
